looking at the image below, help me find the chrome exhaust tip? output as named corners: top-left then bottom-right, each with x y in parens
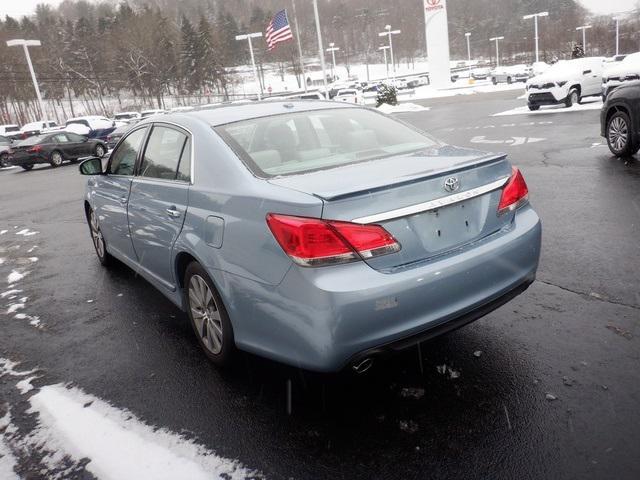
top-left (352, 357), bottom-right (374, 374)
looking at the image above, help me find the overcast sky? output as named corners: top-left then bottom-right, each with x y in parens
top-left (0, 0), bottom-right (637, 18)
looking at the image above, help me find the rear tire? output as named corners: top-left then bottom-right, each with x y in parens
top-left (606, 111), bottom-right (637, 157)
top-left (49, 150), bottom-right (63, 168)
top-left (507, 77), bottom-right (512, 84)
top-left (492, 77), bottom-right (498, 85)
top-left (184, 262), bottom-right (235, 366)
top-left (565, 89), bottom-right (579, 108)
top-left (21, 165), bottom-right (33, 171)
top-left (528, 105), bottom-right (540, 111)
top-left (87, 208), bottom-right (111, 266)
top-left (95, 144), bottom-right (105, 158)
top-left (0, 153), bottom-right (9, 168)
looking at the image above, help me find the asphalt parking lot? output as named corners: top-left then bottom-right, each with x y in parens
top-left (1, 89), bottom-right (639, 480)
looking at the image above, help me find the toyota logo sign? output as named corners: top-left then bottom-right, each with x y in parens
top-left (425, 0), bottom-right (444, 11)
top-left (443, 176), bottom-right (460, 193)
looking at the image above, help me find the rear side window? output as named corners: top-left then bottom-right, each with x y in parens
top-left (139, 126), bottom-right (189, 180)
top-left (54, 134), bottom-right (69, 143)
top-left (215, 108), bottom-right (437, 177)
top-left (108, 127), bottom-right (147, 176)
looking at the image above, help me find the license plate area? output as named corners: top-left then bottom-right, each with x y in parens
top-left (408, 197), bottom-right (488, 253)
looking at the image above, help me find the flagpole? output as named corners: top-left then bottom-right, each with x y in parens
top-left (291, 0), bottom-right (307, 92)
top-left (312, 0), bottom-right (328, 92)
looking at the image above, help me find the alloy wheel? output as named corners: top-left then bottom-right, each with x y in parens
top-left (608, 116), bottom-right (628, 153)
top-left (96, 145), bottom-right (105, 157)
top-left (188, 275), bottom-right (223, 355)
top-left (89, 210), bottom-right (105, 259)
top-left (51, 152), bottom-right (63, 167)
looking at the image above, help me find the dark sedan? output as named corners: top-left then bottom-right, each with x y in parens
top-left (601, 80), bottom-right (640, 157)
top-left (10, 132), bottom-right (107, 171)
top-left (106, 120), bottom-right (139, 149)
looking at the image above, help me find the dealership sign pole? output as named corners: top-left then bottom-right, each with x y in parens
top-left (423, 0), bottom-right (451, 88)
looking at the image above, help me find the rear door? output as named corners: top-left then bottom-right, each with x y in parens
top-left (127, 124), bottom-right (191, 289)
top-left (93, 126), bottom-right (148, 261)
top-left (65, 132), bottom-right (88, 157)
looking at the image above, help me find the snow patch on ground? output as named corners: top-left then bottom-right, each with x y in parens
top-left (16, 376), bottom-right (39, 395)
top-left (378, 102), bottom-right (430, 114)
top-left (493, 99), bottom-right (602, 117)
top-left (6, 303), bottom-right (24, 314)
top-left (0, 258), bottom-right (4, 265)
top-left (0, 359), bottom-right (39, 378)
top-left (0, 410), bottom-right (20, 480)
top-left (27, 384), bottom-right (259, 480)
top-left (6, 270), bottom-right (28, 284)
top-left (14, 314), bottom-right (41, 328)
top-left (15, 229), bottom-right (38, 237)
top-left (0, 230), bottom-right (7, 235)
top-left (0, 290), bottom-right (22, 299)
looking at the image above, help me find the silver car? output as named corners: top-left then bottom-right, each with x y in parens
top-left (80, 101), bottom-right (541, 372)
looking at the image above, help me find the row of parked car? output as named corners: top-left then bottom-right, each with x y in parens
top-left (0, 108), bottom-right (177, 170)
top-left (525, 53), bottom-right (640, 110)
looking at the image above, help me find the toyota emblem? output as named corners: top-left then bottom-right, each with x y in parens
top-left (443, 177), bottom-right (460, 192)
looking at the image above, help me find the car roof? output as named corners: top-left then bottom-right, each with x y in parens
top-left (179, 100), bottom-right (355, 127)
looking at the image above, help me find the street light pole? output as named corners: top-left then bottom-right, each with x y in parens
top-left (465, 32), bottom-right (471, 78)
top-left (615, 18), bottom-right (620, 55)
top-left (523, 11), bottom-right (548, 63)
top-left (7, 39), bottom-right (46, 120)
top-left (576, 25), bottom-right (591, 54)
top-left (235, 32), bottom-right (263, 101)
top-left (326, 43), bottom-right (340, 81)
top-left (378, 45), bottom-right (390, 80)
top-left (312, 0), bottom-right (328, 90)
top-left (489, 36), bottom-right (504, 69)
top-left (378, 25), bottom-right (401, 81)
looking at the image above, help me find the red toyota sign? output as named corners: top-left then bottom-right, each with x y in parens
top-left (425, 0), bottom-right (444, 11)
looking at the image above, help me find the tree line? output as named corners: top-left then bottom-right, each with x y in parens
top-left (0, 0), bottom-right (639, 124)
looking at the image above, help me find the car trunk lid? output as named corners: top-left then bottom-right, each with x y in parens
top-left (268, 145), bottom-right (513, 270)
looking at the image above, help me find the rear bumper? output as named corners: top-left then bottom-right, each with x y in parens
top-left (9, 153), bottom-right (47, 166)
top-left (228, 205), bottom-right (542, 372)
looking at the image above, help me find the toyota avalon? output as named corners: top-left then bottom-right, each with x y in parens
top-left (79, 101), bottom-right (541, 372)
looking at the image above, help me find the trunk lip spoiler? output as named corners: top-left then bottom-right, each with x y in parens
top-left (352, 175), bottom-right (510, 225)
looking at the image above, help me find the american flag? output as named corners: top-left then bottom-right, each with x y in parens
top-left (266, 9), bottom-right (293, 51)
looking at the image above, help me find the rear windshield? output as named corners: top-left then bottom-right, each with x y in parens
top-left (215, 108), bottom-right (437, 177)
top-left (18, 135), bottom-right (47, 146)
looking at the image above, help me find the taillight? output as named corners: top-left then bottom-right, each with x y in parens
top-left (28, 145), bottom-right (42, 153)
top-left (498, 167), bottom-right (529, 215)
top-left (266, 214), bottom-right (401, 267)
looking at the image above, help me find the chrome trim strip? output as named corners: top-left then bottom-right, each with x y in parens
top-left (351, 176), bottom-right (510, 224)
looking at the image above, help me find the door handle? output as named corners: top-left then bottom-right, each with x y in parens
top-left (166, 207), bottom-right (181, 218)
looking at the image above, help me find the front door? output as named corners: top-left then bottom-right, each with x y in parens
top-left (128, 124), bottom-right (191, 289)
top-left (93, 126), bottom-right (148, 261)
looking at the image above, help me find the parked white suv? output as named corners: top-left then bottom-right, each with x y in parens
top-left (526, 57), bottom-right (605, 110)
top-left (602, 52), bottom-right (640, 99)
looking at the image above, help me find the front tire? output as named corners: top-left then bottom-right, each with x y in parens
top-left (606, 111), bottom-right (638, 157)
top-left (21, 165), bottom-right (33, 171)
top-left (50, 150), bottom-right (63, 168)
top-left (507, 77), bottom-right (512, 84)
top-left (88, 208), bottom-right (111, 266)
top-left (565, 89), bottom-right (579, 108)
top-left (184, 262), bottom-right (235, 366)
top-left (0, 153), bottom-right (9, 168)
top-left (528, 105), bottom-right (540, 111)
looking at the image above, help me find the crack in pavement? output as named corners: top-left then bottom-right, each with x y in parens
top-left (536, 279), bottom-right (640, 311)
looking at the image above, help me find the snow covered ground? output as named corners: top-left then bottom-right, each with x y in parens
top-left (0, 359), bottom-right (260, 479)
top-left (493, 98), bottom-right (603, 117)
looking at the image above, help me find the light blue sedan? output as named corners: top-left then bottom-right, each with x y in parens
top-left (79, 101), bottom-right (541, 373)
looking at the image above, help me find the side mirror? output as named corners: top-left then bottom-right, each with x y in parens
top-left (79, 157), bottom-right (103, 175)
